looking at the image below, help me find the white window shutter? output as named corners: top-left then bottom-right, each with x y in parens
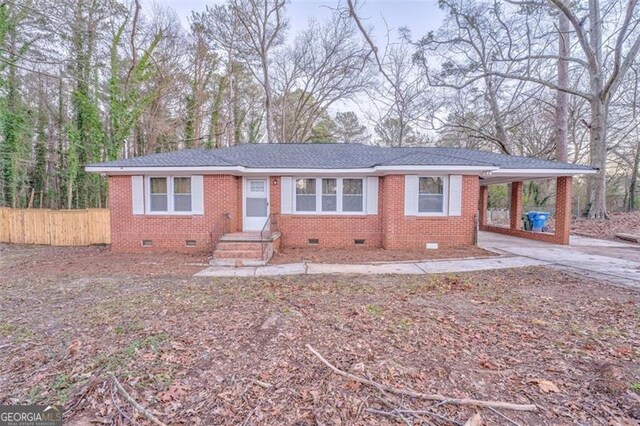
top-left (191, 175), bottom-right (204, 215)
top-left (366, 177), bottom-right (378, 214)
top-left (131, 176), bottom-right (144, 215)
top-left (448, 175), bottom-right (463, 216)
top-left (404, 175), bottom-right (418, 216)
top-left (281, 177), bottom-right (293, 214)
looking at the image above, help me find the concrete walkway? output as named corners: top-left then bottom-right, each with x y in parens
top-left (195, 232), bottom-right (640, 288)
top-left (195, 254), bottom-right (547, 278)
top-left (478, 231), bottom-right (640, 289)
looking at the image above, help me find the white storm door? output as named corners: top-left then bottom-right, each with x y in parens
top-left (244, 178), bottom-right (269, 231)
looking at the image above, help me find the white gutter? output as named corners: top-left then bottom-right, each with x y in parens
top-left (85, 164), bottom-right (500, 175)
top-left (488, 168), bottom-right (597, 176)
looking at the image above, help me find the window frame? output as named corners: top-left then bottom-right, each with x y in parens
top-left (294, 178), bottom-right (318, 213)
top-left (321, 178), bottom-right (338, 212)
top-left (293, 177), bottom-right (366, 215)
top-left (416, 175), bottom-right (449, 216)
top-left (172, 177), bottom-right (193, 212)
top-left (145, 176), bottom-right (194, 215)
top-left (148, 177), bottom-right (169, 213)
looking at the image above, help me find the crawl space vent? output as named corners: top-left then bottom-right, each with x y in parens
top-left (308, 238), bottom-right (320, 245)
top-left (141, 240), bottom-right (153, 247)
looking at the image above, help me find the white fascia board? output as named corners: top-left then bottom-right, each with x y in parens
top-left (481, 169), bottom-right (597, 186)
top-left (375, 165), bottom-right (497, 173)
top-left (489, 168), bottom-right (597, 176)
top-left (85, 165), bottom-right (240, 174)
top-left (85, 164), bottom-right (498, 175)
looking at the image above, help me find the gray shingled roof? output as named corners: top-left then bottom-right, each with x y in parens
top-left (87, 143), bottom-right (595, 171)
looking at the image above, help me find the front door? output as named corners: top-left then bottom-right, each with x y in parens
top-left (244, 178), bottom-right (269, 231)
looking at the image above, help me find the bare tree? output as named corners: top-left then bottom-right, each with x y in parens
top-left (229, 0), bottom-right (287, 143)
top-left (184, 18), bottom-right (218, 147)
top-left (475, 0), bottom-right (640, 218)
top-left (345, 0), bottom-right (433, 147)
top-left (370, 36), bottom-right (431, 147)
top-left (272, 13), bottom-right (372, 142)
top-left (414, 0), bottom-right (544, 154)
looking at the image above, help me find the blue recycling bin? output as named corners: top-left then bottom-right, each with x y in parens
top-left (527, 211), bottom-right (550, 232)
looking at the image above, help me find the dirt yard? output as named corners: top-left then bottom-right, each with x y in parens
top-left (572, 210), bottom-right (640, 241)
top-left (1, 244), bottom-right (639, 425)
top-left (271, 245), bottom-right (495, 264)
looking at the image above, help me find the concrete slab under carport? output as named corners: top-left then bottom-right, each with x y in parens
top-left (478, 231), bottom-right (640, 289)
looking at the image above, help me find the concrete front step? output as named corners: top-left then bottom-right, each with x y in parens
top-left (213, 249), bottom-right (263, 259)
top-left (211, 231), bottom-right (278, 266)
top-left (217, 241), bottom-right (263, 251)
top-left (220, 231), bottom-right (281, 242)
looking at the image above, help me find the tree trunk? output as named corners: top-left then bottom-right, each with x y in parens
top-left (555, 13), bottom-right (569, 163)
top-left (586, 0), bottom-right (608, 219)
top-left (483, 75), bottom-right (510, 154)
top-left (587, 95), bottom-right (608, 218)
top-left (263, 59), bottom-right (275, 143)
top-left (233, 64), bottom-right (242, 145)
top-left (209, 74), bottom-right (227, 149)
top-left (629, 140), bottom-right (640, 210)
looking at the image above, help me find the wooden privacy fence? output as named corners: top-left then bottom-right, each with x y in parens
top-left (0, 208), bottom-right (110, 246)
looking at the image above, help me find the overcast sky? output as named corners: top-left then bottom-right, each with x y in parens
top-left (146, 0), bottom-right (445, 44)
top-left (142, 0), bottom-right (446, 130)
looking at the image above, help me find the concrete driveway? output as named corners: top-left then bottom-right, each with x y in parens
top-left (478, 231), bottom-right (640, 289)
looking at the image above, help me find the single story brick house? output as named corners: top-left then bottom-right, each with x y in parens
top-left (86, 143), bottom-right (595, 261)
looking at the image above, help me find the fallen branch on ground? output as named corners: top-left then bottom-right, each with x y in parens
top-left (109, 373), bottom-right (167, 426)
top-left (250, 378), bottom-right (273, 389)
top-left (306, 344), bottom-right (537, 412)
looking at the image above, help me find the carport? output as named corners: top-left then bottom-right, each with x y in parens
top-left (478, 169), bottom-right (596, 245)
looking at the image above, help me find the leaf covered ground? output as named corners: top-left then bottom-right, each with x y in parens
top-left (0, 244), bottom-right (639, 425)
top-left (572, 210), bottom-right (640, 240)
top-left (270, 245), bottom-right (495, 265)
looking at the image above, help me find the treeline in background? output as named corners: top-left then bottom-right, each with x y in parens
top-left (1, 0), bottom-right (640, 219)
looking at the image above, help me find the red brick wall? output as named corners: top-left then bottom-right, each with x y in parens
top-left (108, 175), bottom-right (242, 252)
top-left (478, 185), bottom-right (488, 227)
top-left (380, 175), bottom-right (479, 249)
top-left (269, 176), bottom-right (383, 248)
top-left (108, 173), bottom-right (481, 252)
top-left (270, 174), bottom-right (478, 250)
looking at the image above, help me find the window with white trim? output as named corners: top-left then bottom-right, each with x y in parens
top-left (295, 178), bottom-right (316, 212)
top-left (149, 177), bottom-right (168, 212)
top-left (342, 178), bottom-right (363, 212)
top-left (173, 177), bottom-right (192, 212)
top-left (294, 177), bottom-right (365, 214)
top-left (147, 176), bottom-right (193, 214)
top-left (322, 178), bottom-right (337, 212)
top-left (418, 176), bottom-right (446, 214)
